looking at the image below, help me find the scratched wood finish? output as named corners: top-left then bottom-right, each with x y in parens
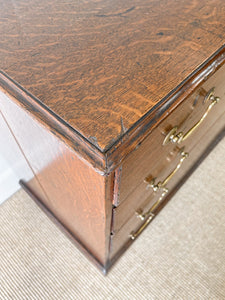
top-left (0, 0), bottom-right (225, 151)
top-left (0, 91), bottom-right (113, 266)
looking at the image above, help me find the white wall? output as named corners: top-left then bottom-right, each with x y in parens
top-left (0, 154), bottom-right (21, 204)
top-left (0, 113), bottom-right (33, 204)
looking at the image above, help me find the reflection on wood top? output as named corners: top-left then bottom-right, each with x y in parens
top-left (0, 0), bottom-right (225, 151)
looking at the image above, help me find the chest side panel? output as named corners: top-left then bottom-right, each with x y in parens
top-left (0, 89), bottom-right (113, 266)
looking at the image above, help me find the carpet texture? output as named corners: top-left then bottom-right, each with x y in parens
top-left (0, 138), bottom-right (225, 300)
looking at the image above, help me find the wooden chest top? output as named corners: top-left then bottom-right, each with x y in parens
top-left (0, 0), bottom-right (225, 164)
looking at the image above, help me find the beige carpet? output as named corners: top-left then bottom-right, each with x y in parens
top-left (0, 138), bottom-right (225, 300)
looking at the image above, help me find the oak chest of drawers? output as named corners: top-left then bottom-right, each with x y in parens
top-left (0, 0), bottom-right (225, 273)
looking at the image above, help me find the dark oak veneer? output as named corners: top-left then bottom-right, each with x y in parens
top-left (0, 0), bottom-right (225, 273)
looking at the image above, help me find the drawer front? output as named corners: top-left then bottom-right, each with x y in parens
top-left (110, 112), bottom-right (225, 259)
top-left (116, 63), bottom-right (225, 207)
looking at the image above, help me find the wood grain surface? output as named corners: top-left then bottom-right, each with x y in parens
top-left (0, 90), bottom-right (113, 265)
top-left (0, 0), bottom-right (225, 152)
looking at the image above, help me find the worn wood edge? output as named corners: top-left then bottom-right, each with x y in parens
top-left (107, 126), bottom-right (225, 272)
top-left (104, 173), bottom-right (115, 270)
top-left (112, 166), bottom-right (122, 206)
top-left (0, 72), bottom-right (106, 172)
top-left (105, 45), bottom-right (225, 172)
top-left (19, 180), bottom-right (108, 275)
top-left (1, 46), bottom-right (225, 173)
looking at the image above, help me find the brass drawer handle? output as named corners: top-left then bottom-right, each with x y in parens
top-left (136, 187), bottom-right (168, 221)
top-left (129, 149), bottom-right (188, 239)
top-left (145, 148), bottom-right (189, 191)
top-left (139, 149), bottom-right (188, 218)
top-left (163, 91), bottom-right (220, 145)
top-left (130, 212), bottom-right (155, 240)
top-left (129, 185), bottom-right (168, 240)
